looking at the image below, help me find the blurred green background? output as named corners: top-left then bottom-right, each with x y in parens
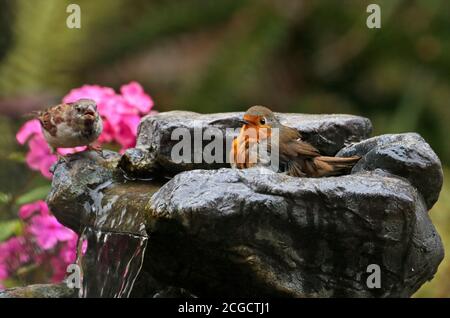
top-left (0, 0), bottom-right (448, 296)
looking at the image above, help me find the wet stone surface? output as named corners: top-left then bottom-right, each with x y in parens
top-left (0, 284), bottom-right (76, 298)
top-left (337, 133), bottom-right (443, 209)
top-left (147, 168), bottom-right (442, 297)
top-left (120, 111), bottom-right (373, 176)
top-left (44, 112), bottom-right (443, 298)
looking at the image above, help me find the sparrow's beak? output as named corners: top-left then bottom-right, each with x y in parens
top-left (84, 106), bottom-right (96, 117)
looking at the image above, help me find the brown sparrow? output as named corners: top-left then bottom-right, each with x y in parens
top-left (37, 99), bottom-right (103, 155)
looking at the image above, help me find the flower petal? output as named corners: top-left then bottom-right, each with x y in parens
top-left (121, 81), bottom-right (154, 114)
top-left (16, 120), bottom-right (42, 145)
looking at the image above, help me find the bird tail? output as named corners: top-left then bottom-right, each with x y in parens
top-left (312, 155), bottom-right (360, 177)
top-left (22, 110), bottom-right (42, 119)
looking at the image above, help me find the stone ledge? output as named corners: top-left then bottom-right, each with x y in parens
top-left (121, 111), bottom-right (372, 176)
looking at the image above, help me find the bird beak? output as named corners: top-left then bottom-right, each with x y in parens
top-left (237, 119), bottom-right (249, 125)
top-left (84, 106), bottom-right (96, 117)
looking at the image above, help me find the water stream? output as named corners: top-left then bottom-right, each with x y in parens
top-left (76, 227), bottom-right (147, 298)
top-left (73, 178), bottom-right (159, 298)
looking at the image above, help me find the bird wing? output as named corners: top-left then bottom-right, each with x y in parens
top-left (269, 125), bottom-right (320, 177)
top-left (38, 103), bottom-right (68, 137)
top-left (38, 111), bottom-right (57, 137)
top-left (287, 139), bottom-right (320, 157)
top-left (278, 126), bottom-right (320, 160)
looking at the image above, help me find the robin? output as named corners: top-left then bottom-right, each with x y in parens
top-left (230, 105), bottom-right (360, 177)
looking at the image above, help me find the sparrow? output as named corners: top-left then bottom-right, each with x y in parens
top-left (230, 105), bottom-right (360, 177)
top-left (36, 98), bottom-right (103, 156)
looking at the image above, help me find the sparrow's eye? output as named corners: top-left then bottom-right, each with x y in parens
top-left (260, 118), bottom-right (266, 125)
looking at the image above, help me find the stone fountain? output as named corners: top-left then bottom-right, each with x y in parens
top-left (1, 110), bottom-right (444, 298)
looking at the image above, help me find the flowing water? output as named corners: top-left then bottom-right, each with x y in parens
top-left (76, 227), bottom-right (147, 298)
top-left (73, 179), bottom-right (160, 298)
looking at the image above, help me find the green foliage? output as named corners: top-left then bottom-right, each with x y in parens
top-left (179, 2), bottom-right (290, 112)
top-left (0, 0), bottom-right (124, 95)
top-left (0, 219), bottom-right (22, 241)
top-left (16, 185), bottom-right (51, 206)
top-left (93, 0), bottom-right (249, 67)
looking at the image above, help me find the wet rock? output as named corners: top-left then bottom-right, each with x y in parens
top-left (147, 168), bottom-right (443, 297)
top-left (47, 150), bottom-right (164, 235)
top-left (152, 287), bottom-right (196, 298)
top-left (120, 111), bottom-right (372, 175)
top-left (46, 114), bottom-right (444, 298)
top-left (0, 284), bottom-right (76, 298)
top-left (47, 151), bottom-right (169, 298)
top-left (119, 148), bottom-right (158, 180)
top-left (47, 150), bottom-right (121, 231)
top-left (337, 133), bottom-right (443, 209)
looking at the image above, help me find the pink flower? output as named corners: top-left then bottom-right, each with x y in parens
top-left (16, 119), bottom-right (58, 179)
top-left (98, 120), bottom-right (115, 144)
top-left (58, 146), bottom-right (87, 155)
top-left (25, 135), bottom-right (57, 179)
top-left (16, 119), bottom-right (42, 145)
top-left (1, 199), bottom-right (87, 286)
top-left (0, 263), bottom-right (8, 290)
top-left (19, 200), bottom-right (49, 219)
top-left (0, 265), bottom-right (7, 280)
top-left (0, 237), bottom-right (29, 268)
top-left (63, 84), bottom-right (115, 108)
top-left (0, 236), bottom-right (27, 286)
top-left (0, 264), bottom-right (9, 282)
top-left (121, 81), bottom-right (154, 113)
top-left (59, 240), bottom-right (77, 264)
top-left (28, 215), bottom-right (76, 250)
top-left (50, 234), bottom-right (87, 282)
top-left (50, 256), bottom-right (68, 282)
top-left (113, 114), bottom-right (141, 149)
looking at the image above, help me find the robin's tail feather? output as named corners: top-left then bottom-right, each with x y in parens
top-left (311, 155), bottom-right (361, 177)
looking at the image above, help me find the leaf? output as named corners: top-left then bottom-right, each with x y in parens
top-left (0, 219), bottom-right (22, 241)
top-left (7, 152), bottom-right (26, 163)
top-left (16, 185), bottom-right (51, 205)
top-left (0, 192), bottom-right (11, 204)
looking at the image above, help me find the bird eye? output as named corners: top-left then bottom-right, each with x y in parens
top-left (260, 118), bottom-right (266, 125)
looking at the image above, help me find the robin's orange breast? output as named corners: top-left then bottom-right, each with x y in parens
top-left (231, 125), bottom-right (269, 169)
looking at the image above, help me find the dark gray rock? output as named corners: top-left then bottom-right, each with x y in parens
top-left (146, 168), bottom-right (443, 297)
top-left (46, 114), bottom-right (444, 298)
top-left (119, 148), bottom-right (158, 180)
top-left (337, 133), bottom-right (443, 209)
top-left (47, 150), bottom-right (162, 235)
top-left (47, 151), bottom-right (170, 298)
top-left (152, 287), bottom-right (196, 298)
top-left (120, 111), bottom-right (372, 175)
top-left (47, 150), bottom-right (121, 231)
top-left (0, 284), bottom-right (76, 298)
